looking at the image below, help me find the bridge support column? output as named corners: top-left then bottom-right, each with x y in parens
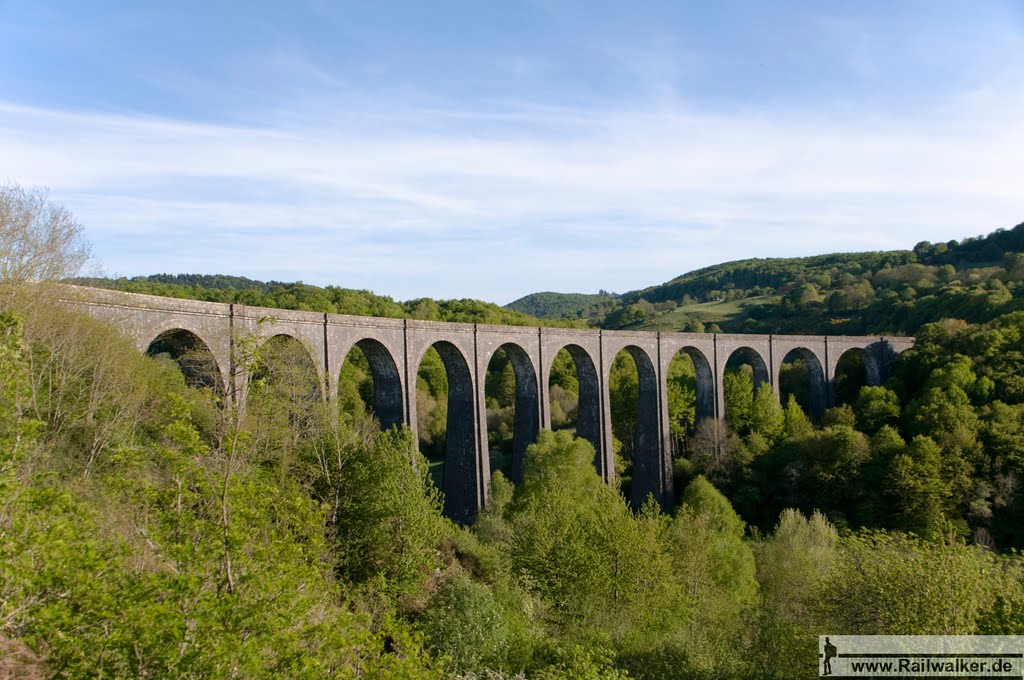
top-left (472, 326), bottom-right (492, 509)
top-left (598, 332), bottom-right (615, 485)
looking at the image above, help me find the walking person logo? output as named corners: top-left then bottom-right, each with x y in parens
top-left (823, 637), bottom-right (838, 676)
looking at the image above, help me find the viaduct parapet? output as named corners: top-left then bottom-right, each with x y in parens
top-left (61, 285), bottom-right (915, 523)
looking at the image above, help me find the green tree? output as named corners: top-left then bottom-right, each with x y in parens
top-left (753, 509), bottom-right (838, 678)
top-left (723, 368), bottom-right (754, 435)
top-left (659, 477), bottom-right (757, 675)
top-left (824, 531), bottom-right (1021, 635)
top-left (885, 435), bottom-right (951, 537)
top-left (749, 382), bottom-right (785, 446)
top-left (854, 385), bottom-right (902, 435)
top-left (782, 394), bottom-right (814, 439)
top-left (308, 424), bottom-right (451, 597)
top-left (420, 572), bottom-right (511, 674)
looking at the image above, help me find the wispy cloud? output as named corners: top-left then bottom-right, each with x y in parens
top-left (2, 33), bottom-right (1023, 303)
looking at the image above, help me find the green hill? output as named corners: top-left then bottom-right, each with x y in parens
top-left (504, 290), bottom-right (620, 320)
top-left (72, 275), bottom-right (583, 328)
top-left (589, 221), bottom-right (1024, 335)
top-left (80, 221), bottom-right (1024, 337)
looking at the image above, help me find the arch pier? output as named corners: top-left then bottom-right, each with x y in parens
top-left (63, 286), bottom-right (914, 521)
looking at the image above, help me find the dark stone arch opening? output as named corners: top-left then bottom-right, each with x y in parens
top-left (337, 339), bottom-right (403, 430)
top-left (548, 344), bottom-right (602, 475)
top-left (833, 348), bottom-right (882, 406)
top-left (417, 341), bottom-right (477, 524)
top-left (247, 334), bottom-right (324, 457)
top-left (723, 347), bottom-right (770, 435)
top-left (252, 334), bottom-right (323, 401)
top-left (779, 348), bottom-right (826, 420)
top-left (609, 346), bottom-right (662, 508)
top-left (484, 344), bottom-right (539, 486)
top-left (666, 348), bottom-right (714, 457)
top-left (146, 328), bottom-right (223, 394)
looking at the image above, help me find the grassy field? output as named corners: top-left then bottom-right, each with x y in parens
top-left (635, 295), bottom-right (781, 332)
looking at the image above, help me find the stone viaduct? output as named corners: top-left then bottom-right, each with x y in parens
top-left (61, 285), bottom-right (914, 523)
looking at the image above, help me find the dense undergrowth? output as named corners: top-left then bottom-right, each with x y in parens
top-left (3, 286), bottom-right (1024, 679)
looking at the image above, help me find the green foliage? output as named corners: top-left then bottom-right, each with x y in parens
top-left (677, 479), bottom-right (758, 642)
top-left (505, 291), bottom-right (620, 320)
top-left (822, 531), bottom-right (1024, 635)
top-left (753, 509), bottom-right (838, 678)
top-left (505, 432), bottom-right (679, 658)
top-left (885, 435), bottom-right (951, 538)
top-left (749, 383), bottom-right (785, 446)
top-left (417, 346), bottom-right (450, 465)
top-left (420, 572), bottom-right (511, 674)
top-left (306, 424), bottom-right (451, 597)
top-left (854, 385), bottom-right (901, 434)
top-left (81, 275), bottom-right (585, 328)
top-left (0, 312), bottom-right (37, 497)
top-left (609, 353), bottom-right (640, 468)
top-left (782, 394), bottom-right (814, 439)
top-left (666, 353), bottom-right (697, 452)
top-left (2, 405), bottom-right (442, 677)
top-left (597, 220), bottom-right (1024, 336)
top-left (723, 368), bottom-right (753, 435)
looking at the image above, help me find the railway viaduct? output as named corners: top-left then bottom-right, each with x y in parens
top-left (61, 285), bottom-right (915, 523)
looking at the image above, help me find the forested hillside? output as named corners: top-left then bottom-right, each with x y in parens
top-left (504, 291), bottom-right (620, 320)
top-left (526, 221), bottom-right (1024, 336)
top-left (5, 184), bottom-right (1024, 679)
top-left (76, 274), bottom-right (583, 328)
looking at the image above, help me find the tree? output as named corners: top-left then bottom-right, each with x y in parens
top-left (782, 394), bottom-right (813, 439)
top-left (656, 477), bottom-right (757, 676)
top-left (688, 419), bottom-right (745, 486)
top-left (0, 183), bottom-right (91, 305)
top-left (753, 509), bottom-right (838, 677)
top-left (824, 531), bottom-right (1019, 635)
top-left (723, 369), bottom-right (754, 434)
top-left (420, 572), bottom-right (510, 674)
top-left (854, 385), bottom-right (902, 435)
top-left (749, 383), bottom-right (785, 446)
top-left (308, 424), bottom-right (450, 597)
top-left (886, 435), bottom-right (951, 537)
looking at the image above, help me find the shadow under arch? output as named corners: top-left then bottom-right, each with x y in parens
top-left (616, 345), bottom-right (664, 509)
top-left (551, 343), bottom-right (604, 478)
top-left (488, 342), bottom-right (539, 486)
top-left (832, 347), bottom-right (883, 405)
top-left (146, 328), bottom-right (224, 395)
top-left (420, 340), bottom-right (477, 524)
top-left (344, 338), bottom-right (404, 430)
top-left (253, 333), bottom-right (324, 402)
top-left (674, 346), bottom-right (715, 424)
top-left (723, 346), bottom-right (771, 430)
top-left (726, 346), bottom-right (770, 389)
top-left (779, 347), bottom-right (827, 420)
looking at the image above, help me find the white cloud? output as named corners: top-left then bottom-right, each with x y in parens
top-left (1, 88), bottom-right (1022, 303)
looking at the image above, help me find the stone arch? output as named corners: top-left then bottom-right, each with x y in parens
top-left (338, 338), bottom-right (404, 430)
top-left (672, 346), bottom-right (715, 424)
top-left (721, 346), bottom-right (771, 429)
top-left (726, 346), bottom-right (770, 389)
top-left (549, 343), bottom-right (603, 475)
top-left (254, 333), bottom-right (324, 403)
top-left (778, 347), bottom-right (827, 420)
top-left (831, 347), bottom-right (882, 405)
top-left (242, 319), bottom-right (324, 399)
top-left (483, 342), bottom-right (539, 486)
top-left (615, 345), bottom-right (662, 509)
top-left (417, 340), bottom-right (478, 524)
top-left (146, 328), bottom-right (225, 395)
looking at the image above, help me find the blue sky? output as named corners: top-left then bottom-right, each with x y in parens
top-left (2, 1), bottom-right (1022, 303)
